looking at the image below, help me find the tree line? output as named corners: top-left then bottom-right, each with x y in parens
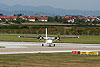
top-left (0, 25), bottom-right (100, 35)
top-left (0, 15), bottom-right (100, 25)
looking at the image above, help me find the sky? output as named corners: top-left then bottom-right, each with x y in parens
top-left (0, 0), bottom-right (100, 10)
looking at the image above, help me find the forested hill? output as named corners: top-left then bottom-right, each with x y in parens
top-left (0, 3), bottom-right (100, 16)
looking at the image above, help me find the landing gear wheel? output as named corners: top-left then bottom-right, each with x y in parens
top-left (42, 44), bottom-right (44, 46)
top-left (49, 45), bottom-right (51, 47)
top-left (54, 44), bottom-right (55, 47)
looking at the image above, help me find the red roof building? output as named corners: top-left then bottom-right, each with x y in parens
top-left (0, 16), bottom-right (5, 18)
top-left (4, 16), bottom-right (12, 21)
top-left (11, 16), bottom-right (18, 20)
top-left (27, 16), bottom-right (36, 22)
top-left (38, 17), bottom-right (48, 22)
top-left (64, 16), bottom-right (71, 19)
top-left (19, 16), bottom-right (27, 20)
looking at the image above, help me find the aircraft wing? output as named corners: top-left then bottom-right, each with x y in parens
top-left (51, 36), bottom-right (79, 40)
top-left (60, 37), bottom-right (80, 38)
top-left (43, 36), bottom-right (79, 40)
top-left (19, 36), bottom-right (37, 38)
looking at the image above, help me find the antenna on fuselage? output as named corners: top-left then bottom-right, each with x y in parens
top-left (46, 28), bottom-right (48, 39)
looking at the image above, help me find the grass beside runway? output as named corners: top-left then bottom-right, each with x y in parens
top-left (0, 53), bottom-right (100, 67)
top-left (0, 34), bottom-right (100, 44)
top-left (0, 46), bottom-right (5, 48)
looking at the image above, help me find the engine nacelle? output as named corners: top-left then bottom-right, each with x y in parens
top-left (55, 37), bottom-right (60, 40)
top-left (37, 36), bottom-right (44, 40)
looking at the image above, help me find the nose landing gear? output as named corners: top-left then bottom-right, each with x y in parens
top-left (54, 44), bottom-right (55, 47)
top-left (42, 44), bottom-right (44, 46)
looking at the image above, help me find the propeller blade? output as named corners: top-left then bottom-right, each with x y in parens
top-left (37, 35), bottom-right (44, 40)
top-left (55, 35), bottom-right (61, 41)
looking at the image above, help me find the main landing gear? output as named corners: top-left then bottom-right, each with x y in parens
top-left (41, 44), bottom-right (56, 47)
top-left (42, 44), bottom-right (44, 46)
top-left (53, 44), bottom-right (55, 47)
top-left (49, 44), bottom-right (55, 47)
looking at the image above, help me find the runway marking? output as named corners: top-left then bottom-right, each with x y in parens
top-left (0, 42), bottom-right (100, 54)
top-left (0, 50), bottom-right (100, 54)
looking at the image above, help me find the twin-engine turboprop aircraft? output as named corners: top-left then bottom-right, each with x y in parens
top-left (19, 28), bottom-right (79, 47)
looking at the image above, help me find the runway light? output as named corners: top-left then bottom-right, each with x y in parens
top-left (80, 51), bottom-right (99, 55)
top-left (88, 52), bottom-right (99, 55)
top-left (72, 51), bottom-right (80, 54)
top-left (72, 51), bottom-right (75, 54)
top-left (80, 51), bottom-right (88, 55)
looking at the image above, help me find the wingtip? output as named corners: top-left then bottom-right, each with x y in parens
top-left (18, 36), bottom-right (21, 37)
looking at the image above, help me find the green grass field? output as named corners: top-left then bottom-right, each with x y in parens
top-left (0, 34), bottom-right (100, 44)
top-left (0, 53), bottom-right (100, 67)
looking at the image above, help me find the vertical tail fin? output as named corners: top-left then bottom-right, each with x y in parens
top-left (46, 28), bottom-right (48, 39)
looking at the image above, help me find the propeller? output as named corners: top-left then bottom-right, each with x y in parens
top-left (37, 35), bottom-right (44, 40)
top-left (55, 35), bottom-right (61, 41)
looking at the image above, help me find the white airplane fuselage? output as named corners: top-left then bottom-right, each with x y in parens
top-left (42, 28), bottom-right (55, 47)
top-left (19, 28), bottom-right (79, 47)
top-left (44, 39), bottom-right (55, 47)
top-left (46, 39), bottom-right (52, 44)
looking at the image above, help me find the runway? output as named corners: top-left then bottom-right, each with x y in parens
top-left (0, 42), bottom-right (100, 54)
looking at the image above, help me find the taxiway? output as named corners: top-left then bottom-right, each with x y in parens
top-left (0, 42), bottom-right (100, 54)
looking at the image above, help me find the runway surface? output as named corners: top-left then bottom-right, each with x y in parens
top-left (0, 42), bottom-right (100, 54)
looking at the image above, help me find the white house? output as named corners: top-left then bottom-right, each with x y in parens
top-left (68, 19), bottom-right (74, 23)
top-left (28, 16), bottom-right (36, 22)
top-left (38, 17), bottom-right (48, 22)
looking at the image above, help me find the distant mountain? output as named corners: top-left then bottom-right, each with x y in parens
top-left (0, 3), bottom-right (100, 16)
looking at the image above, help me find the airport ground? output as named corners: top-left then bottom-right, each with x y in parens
top-left (0, 34), bottom-right (100, 44)
top-left (0, 53), bottom-right (100, 67)
top-left (0, 34), bottom-right (100, 67)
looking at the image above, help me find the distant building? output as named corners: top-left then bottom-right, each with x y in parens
top-left (4, 16), bottom-right (12, 21)
top-left (90, 17), bottom-right (96, 22)
top-left (63, 16), bottom-right (75, 23)
top-left (38, 17), bottom-right (48, 22)
top-left (0, 16), bottom-right (4, 20)
top-left (68, 18), bottom-right (74, 23)
top-left (27, 16), bottom-right (36, 22)
top-left (11, 16), bottom-right (18, 20)
top-left (96, 18), bottom-right (100, 21)
top-left (64, 16), bottom-right (71, 19)
top-left (19, 16), bottom-right (27, 20)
